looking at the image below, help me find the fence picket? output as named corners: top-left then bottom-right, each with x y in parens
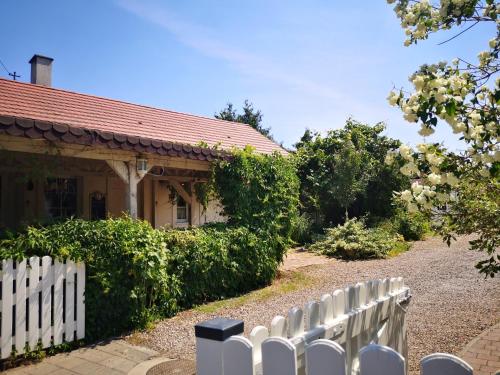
top-left (421, 353), bottom-right (473, 375)
top-left (28, 257), bottom-right (40, 350)
top-left (306, 339), bottom-right (346, 375)
top-left (249, 326), bottom-right (268, 364)
top-left (358, 282), bottom-right (367, 307)
top-left (287, 307), bottom-right (304, 338)
top-left (223, 336), bottom-right (254, 375)
top-left (346, 285), bottom-right (357, 311)
top-left (53, 260), bottom-right (64, 345)
top-left (305, 301), bottom-right (320, 330)
top-left (65, 260), bottom-right (76, 342)
top-left (332, 289), bottom-right (345, 318)
top-left (76, 263), bottom-right (85, 339)
top-left (270, 316), bottom-right (287, 337)
top-left (1, 259), bottom-right (14, 359)
top-left (319, 294), bottom-right (333, 325)
top-left (41, 256), bottom-right (52, 348)
top-left (359, 344), bottom-right (405, 375)
top-left (15, 259), bottom-right (27, 354)
top-left (262, 337), bottom-right (297, 375)
top-left (0, 257), bottom-right (85, 358)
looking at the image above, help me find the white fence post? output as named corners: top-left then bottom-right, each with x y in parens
top-left (0, 257), bottom-right (85, 359)
top-left (195, 318), bottom-right (244, 375)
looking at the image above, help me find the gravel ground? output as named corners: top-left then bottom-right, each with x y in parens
top-left (129, 235), bottom-right (499, 374)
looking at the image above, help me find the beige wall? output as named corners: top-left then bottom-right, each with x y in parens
top-left (154, 180), bottom-right (174, 228)
top-left (0, 150), bottom-right (225, 230)
top-left (151, 180), bottom-right (226, 229)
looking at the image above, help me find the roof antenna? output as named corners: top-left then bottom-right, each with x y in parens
top-left (9, 71), bottom-right (20, 81)
top-left (0, 58), bottom-right (20, 80)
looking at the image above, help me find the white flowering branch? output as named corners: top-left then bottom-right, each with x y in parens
top-left (386, 0), bottom-right (499, 276)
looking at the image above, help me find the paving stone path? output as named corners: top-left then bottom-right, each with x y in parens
top-left (4, 340), bottom-right (159, 375)
top-left (461, 321), bottom-right (500, 375)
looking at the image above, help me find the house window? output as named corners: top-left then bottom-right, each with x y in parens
top-left (44, 178), bottom-right (78, 219)
top-left (176, 196), bottom-right (189, 223)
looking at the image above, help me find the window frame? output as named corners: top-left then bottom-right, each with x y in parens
top-left (43, 177), bottom-right (80, 220)
top-left (176, 195), bottom-right (189, 224)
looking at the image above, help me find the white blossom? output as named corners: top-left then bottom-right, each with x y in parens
top-left (418, 125), bottom-right (435, 136)
top-left (400, 190), bottom-right (413, 201)
top-left (411, 181), bottom-right (423, 194)
top-left (446, 172), bottom-right (459, 187)
top-left (427, 173), bottom-right (442, 185)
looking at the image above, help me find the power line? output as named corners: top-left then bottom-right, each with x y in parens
top-left (0, 58), bottom-right (9, 74)
top-left (0, 57), bottom-right (21, 80)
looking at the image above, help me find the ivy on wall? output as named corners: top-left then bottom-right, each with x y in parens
top-left (197, 146), bottom-right (300, 262)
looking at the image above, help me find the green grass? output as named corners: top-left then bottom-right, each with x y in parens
top-left (194, 270), bottom-right (314, 314)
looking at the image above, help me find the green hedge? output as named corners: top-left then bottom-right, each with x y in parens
top-left (0, 218), bottom-right (280, 341)
top-left (164, 223), bottom-right (279, 307)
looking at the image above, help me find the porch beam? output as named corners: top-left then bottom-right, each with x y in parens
top-left (0, 135), bottom-right (211, 171)
top-left (151, 176), bottom-right (208, 183)
top-left (105, 160), bottom-right (129, 183)
top-left (170, 181), bottom-right (193, 205)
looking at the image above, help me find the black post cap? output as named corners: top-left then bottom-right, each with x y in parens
top-left (195, 318), bottom-right (244, 341)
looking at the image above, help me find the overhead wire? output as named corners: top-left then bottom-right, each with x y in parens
top-left (0, 58), bottom-right (11, 74)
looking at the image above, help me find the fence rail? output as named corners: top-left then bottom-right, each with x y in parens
top-left (195, 277), bottom-right (474, 375)
top-left (0, 256), bottom-right (85, 359)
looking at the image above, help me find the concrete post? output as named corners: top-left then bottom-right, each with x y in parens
top-left (195, 318), bottom-right (244, 375)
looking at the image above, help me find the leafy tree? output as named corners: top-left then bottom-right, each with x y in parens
top-left (330, 138), bottom-right (371, 219)
top-left (295, 119), bottom-right (409, 228)
top-left (215, 100), bottom-right (274, 140)
top-left (386, 0), bottom-right (499, 276)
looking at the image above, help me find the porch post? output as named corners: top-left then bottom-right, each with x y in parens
top-left (106, 160), bottom-right (149, 219)
top-left (126, 162), bottom-right (139, 219)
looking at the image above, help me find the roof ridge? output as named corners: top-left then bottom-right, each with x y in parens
top-left (0, 77), bottom-right (252, 129)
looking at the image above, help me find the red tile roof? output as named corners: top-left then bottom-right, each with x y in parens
top-left (0, 78), bottom-right (284, 155)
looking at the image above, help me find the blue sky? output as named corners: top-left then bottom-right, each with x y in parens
top-left (0, 0), bottom-right (494, 150)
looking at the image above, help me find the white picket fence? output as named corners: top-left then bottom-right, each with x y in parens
top-left (195, 277), bottom-right (474, 375)
top-left (0, 256), bottom-right (85, 359)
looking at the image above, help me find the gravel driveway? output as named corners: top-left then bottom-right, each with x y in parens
top-left (129, 235), bottom-right (499, 374)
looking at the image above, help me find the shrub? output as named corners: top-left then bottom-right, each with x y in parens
top-left (309, 219), bottom-right (405, 260)
top-left (393, 209), bottom-right (431, 241)
top-left (0, 218), bottom-right (281, 342)
top-left (290, 213), bottom-right (313, 245)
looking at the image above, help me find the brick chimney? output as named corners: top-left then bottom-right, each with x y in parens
top-left (29, 55), bottom-right (53, 86)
